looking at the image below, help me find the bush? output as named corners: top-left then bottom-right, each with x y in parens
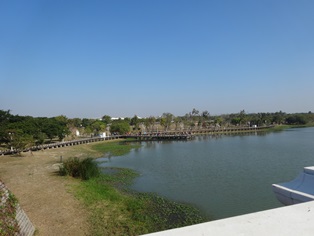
top-left (79, 158), bottom-right (100, 180)
top-left (59, 158), bottom-right (100, 180)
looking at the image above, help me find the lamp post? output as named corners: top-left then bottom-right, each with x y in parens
top-left (8, 132), bottom-right (13, 151)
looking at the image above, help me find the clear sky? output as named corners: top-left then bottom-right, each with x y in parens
top-left (1, 0), bottom-right (314, 118)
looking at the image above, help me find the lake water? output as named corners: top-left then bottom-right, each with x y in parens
top-left (97, 127), bottom-right (314, 220)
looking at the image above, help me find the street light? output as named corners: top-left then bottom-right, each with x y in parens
top-left (8, 132), bottom-right (13, 151)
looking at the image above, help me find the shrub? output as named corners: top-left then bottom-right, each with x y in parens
top-left (79, 158), bottom-right (100, 180)
top-left (59, 158), bottom-right (100, 180)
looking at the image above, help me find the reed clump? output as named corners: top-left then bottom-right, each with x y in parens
top-left (59, 157), bottom-right (100, 180)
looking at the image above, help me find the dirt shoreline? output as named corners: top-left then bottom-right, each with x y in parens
top-left (0, 145), bottom-right (102, 235)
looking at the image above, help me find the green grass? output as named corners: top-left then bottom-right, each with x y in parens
top-left (91, 141), bottom-right (141, 157)
top-left (73, 168), bottom-right (208, 235)
top-left (267, 124), bottom-right (314, 132)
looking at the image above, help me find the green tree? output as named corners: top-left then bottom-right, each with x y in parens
top-left (160, 113), bottom-right (173, 131)
top-left (110, 121), bottom-right (130, 134)
top-left (215, 117), bottom-right (223, 126)
top-left (231, 117), bottom-right (241, 126)
top-left (192, 108), bottom-right (199, 116)
top-left (286, 114), bottom-right (307, 125)
top-left (43, 120), bottom-right (59, 140)
top-left (40, 117), bottom-right (69, 141)
top-left (189, 121), bottom-right (196, 130)
top-left (68, 118), bottom-right (82, 128)
top-left (102, 115), bottom-right (112, 124)
top-left (272, 111), bottom-right (286, 124)
top-left (84, 127), bottom-right (93, 136)
top-left (124, 117), bottom-right (131, 123)
top-left (202, 110), bottom-right (210, 120)
top-left (144, 116), bottom-right (156, 132)
top-left (130, 115), bottom-right (140, 131)
top-left (55, 115), bottom-right (68, 125)
top-left (82, 118), bottom-right (94, 128)
top-left (34, 132), bottom-right (47, 145)
top-left (239, 110), bottom-right (247, 126)
top-left (6, 130), bottom-right (34, 154)
top-left (173, 117), bottom-right (182, 130)
top-left (91, 120), bottom-right (106, 135)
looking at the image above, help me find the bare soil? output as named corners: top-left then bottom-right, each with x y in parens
top-left (0, 144), bottom-right (102, 235)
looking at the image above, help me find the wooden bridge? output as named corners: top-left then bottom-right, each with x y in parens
top-left (0, 134), bottom-right (192, 155)
top-left (185, 125), bottom-right (273, 135)
top-left (121, 133), bottom-right (193, 141)
top-left (0, 126), bottom-right (273, 156)
top-left (131, 125), bottom-right (273, 136)
top-left (0, 136), bottom-right (121, 156)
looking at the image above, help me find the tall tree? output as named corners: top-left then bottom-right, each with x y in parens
top-left (68, 118), bottom-right (82, 128)
top-left (102, 115), bottom-right (112, 124)
top-left (130, 115), bottom-right (140, 131)
top-left (91, 120), bottom-right (106, 135)
top-left (192, 108), bottom-right (199, 116)
top-left (5, 129), bottom-right (34, 154)
top-left (144, 116), bottom-right (156, 132)
top-left (110, 121), bottom-right (130, 134)
top-left (161, 113), bottom-right (173, 131)
top-left (272, 111), bottom-right (286, 124)
top-left (173, 117), bottom-right (182, 131)
top-left (239, 110), bottom-right (246, 125)
top-left (202, 110), bottom-right (210, 120)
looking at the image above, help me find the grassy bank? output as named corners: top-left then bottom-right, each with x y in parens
top-left (64, 140), bottom-right (208, 235)
top-left (267, 124), bottom-right (314, 132)
top-left (91, 139), bottom-right (141, 157)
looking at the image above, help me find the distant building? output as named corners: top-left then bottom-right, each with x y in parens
top-left (111, 117), bottom-right (125, 120)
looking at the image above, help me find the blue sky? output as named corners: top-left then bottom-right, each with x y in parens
top-left (1, 0), bottom-right (314, 118)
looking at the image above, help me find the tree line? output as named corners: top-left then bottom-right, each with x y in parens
top-left (1, 109), bottom-right (314, 153)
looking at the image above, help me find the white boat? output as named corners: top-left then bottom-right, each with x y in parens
top-left (272, 166), bottom-right (314, 205)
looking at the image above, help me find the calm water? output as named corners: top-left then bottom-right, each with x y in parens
top-left (97, 127), bottom-right (314, 220)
